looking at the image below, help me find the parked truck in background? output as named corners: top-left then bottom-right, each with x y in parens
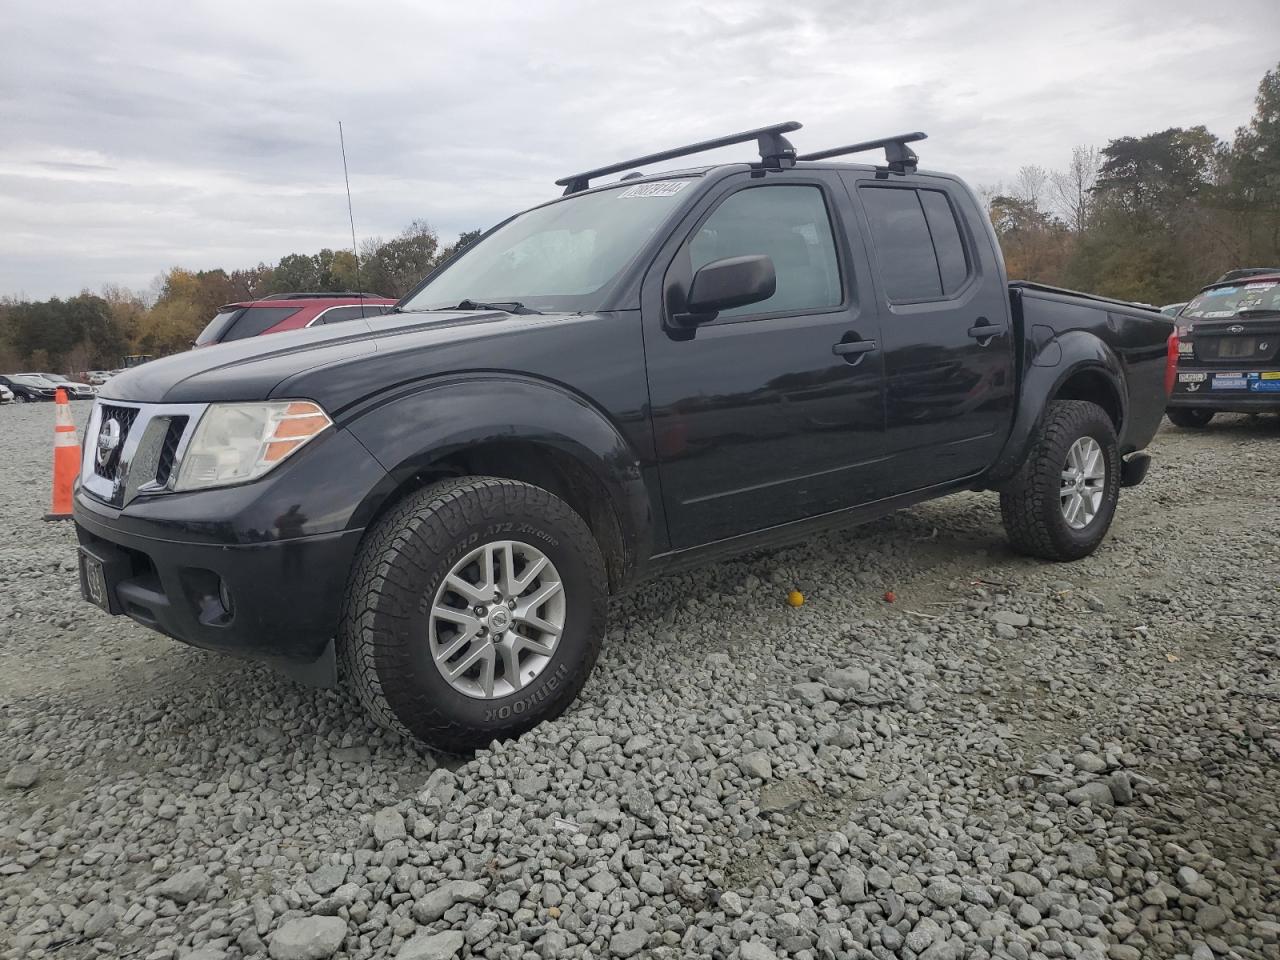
top-left (72, 123), bottom-right (1176, 751)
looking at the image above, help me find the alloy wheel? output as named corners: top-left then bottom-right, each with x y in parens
top-left (1060, 436), bottom-right (1105, 529)
top-left (428, 540), bottom-right (565, 699)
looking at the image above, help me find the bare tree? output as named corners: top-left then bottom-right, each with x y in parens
top-left (1050, 146), bottom-right (1101, 233)
top-left (1014, 165), bottom-right (1049, 210)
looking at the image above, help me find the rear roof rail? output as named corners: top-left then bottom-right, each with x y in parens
top-left (796, 132), bottom-right (927, 174)
top-left (555, 121), bottom-right (802, 195)
top-left (1213, 267), bottom-right (1280, 284)
top-left (256, 291), bottom-right (387, 301)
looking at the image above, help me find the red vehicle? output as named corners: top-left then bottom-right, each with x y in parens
top-left (194, 292), bottom-right (397, 346)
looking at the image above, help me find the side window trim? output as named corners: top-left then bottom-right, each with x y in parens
top-left (917, 188), bottom-right (974, 298)
top-left (674, 179), bottom-right (849, 327)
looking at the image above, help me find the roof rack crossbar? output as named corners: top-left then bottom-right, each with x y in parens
top-left (796, 131), bottom-right (928, 173)
top-left (555, 121), bottom-right (802, 195)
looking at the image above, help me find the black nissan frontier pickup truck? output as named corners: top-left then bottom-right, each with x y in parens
top-left (74, 123), bottom-right (1176, 751)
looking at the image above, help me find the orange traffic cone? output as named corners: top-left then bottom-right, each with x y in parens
top-left (44, 388), bottom-right (81, 521)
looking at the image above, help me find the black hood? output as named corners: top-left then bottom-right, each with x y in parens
top-left (100, 310), bottom-right (582, 407)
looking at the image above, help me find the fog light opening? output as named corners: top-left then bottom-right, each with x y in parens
top-left (218, 577), bottom-right (235, 620)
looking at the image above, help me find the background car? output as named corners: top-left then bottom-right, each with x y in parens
top-left (0, 374), bottom-right (59, 402)
top-left (22, 372), bottom-right (95, 399)
top-left (0, 384), bottom-right (12, 404)
top-left (194, 292), bottom-right (397, 347)
top-left (1167, 271), bottom-right (1280, 427)
top-left (86, 370), bottom-right (115, 386)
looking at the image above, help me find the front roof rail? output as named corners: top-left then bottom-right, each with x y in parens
top-left (555, 121), bottom-right (802, 195)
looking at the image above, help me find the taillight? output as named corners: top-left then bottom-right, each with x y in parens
top-left (1164, 332), bottom-right (1179, 396)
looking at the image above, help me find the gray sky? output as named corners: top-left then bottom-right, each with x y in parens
top-left (3, 0), bottom-right (1277, 300)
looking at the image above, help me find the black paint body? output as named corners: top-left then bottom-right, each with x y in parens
top-left (75, 161), bottom-right (1172, 678)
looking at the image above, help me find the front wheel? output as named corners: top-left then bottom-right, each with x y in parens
top-left (1000, 400), bottom-right (1121, 561)
top-left (1166, 407), bottom-right (1214, 429)
top-left (14, 394), bottom-right (26, 404)
top-left (339, 477), bottom-right (607, 753)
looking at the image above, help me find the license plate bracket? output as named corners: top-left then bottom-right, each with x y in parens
top-left (78, 545), bottom-right (126, 614)
top-left (1218, 338), bottom-right (1256, 358)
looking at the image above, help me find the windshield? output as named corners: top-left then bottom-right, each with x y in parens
top-left (1182, 279), bottom-right (1280, 320)
top-left (13, 376), bottom-right (54, 387)
top-left (401, 179), bottom-right (696, 313)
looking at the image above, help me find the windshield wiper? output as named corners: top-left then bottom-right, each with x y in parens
top-left (455, 299), bottom-right (542, 315)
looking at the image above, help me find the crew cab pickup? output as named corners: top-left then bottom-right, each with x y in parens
top-left (74, 123), bottom-right (1175, 751)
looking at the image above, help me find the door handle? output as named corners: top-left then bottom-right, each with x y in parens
top-left (832, 339), bottom-right (877, 356)
top-left (967, 320), bottom-right (1007, 340)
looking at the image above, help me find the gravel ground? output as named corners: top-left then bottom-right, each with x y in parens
top-left (1, 402), bottom-right (1277, 960)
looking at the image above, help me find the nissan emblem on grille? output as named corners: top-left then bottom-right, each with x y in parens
top-left (97, 418), bottom-right (122, 467)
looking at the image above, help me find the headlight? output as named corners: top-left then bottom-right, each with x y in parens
top-left (174, 400), bottom-right (331, 491)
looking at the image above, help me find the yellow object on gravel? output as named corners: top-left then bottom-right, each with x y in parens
top-left (787, 590), bottom-right (805, 607)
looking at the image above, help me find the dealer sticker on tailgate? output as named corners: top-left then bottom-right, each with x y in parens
top-left (1178, 373), bottom-right (1207, 383)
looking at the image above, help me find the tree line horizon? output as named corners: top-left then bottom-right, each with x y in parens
top-left (2, 62), bottom-right (1277, 375)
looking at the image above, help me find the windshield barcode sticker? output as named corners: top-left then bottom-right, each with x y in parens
top-left (618, 181), bottom-right (689, 199)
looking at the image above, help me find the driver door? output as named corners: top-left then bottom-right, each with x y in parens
top-left (641, 172), bottom-right (888, 549)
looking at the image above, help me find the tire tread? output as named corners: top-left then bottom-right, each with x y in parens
top-left (338, 477), bottom-right (606, 752)
top-left (1000, 400), bottom-right (1120, 562)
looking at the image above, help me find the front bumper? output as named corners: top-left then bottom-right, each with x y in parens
top-left (70, 423), bottom-right (393, 684)
top-left (74, 502), bottom-right (363, 683)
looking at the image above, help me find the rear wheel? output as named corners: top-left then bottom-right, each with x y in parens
top-left (1000, 400), bottom-right (1120, 561)
top-left (339, 477), bottom-right (607, 753)
top-left (1166, 407), bottom-right (1214, 429)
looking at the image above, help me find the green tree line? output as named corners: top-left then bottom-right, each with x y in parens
top-left (986, 63), bottom-right (1280, 306)
top-left (3, 62), bottom-right (1277, 375)
top-left (0, 223), bottom-right (481, 373)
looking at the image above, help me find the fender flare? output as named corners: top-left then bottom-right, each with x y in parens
top-left (341, 373), bottom-right (653, 583)
top-left (985, 331), bottom-right (1127, 486)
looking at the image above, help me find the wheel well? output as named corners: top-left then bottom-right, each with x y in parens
top-left (1052, 369), bottom-right (1122, 431)
top-left (371, 442), bottom-right (629, 592)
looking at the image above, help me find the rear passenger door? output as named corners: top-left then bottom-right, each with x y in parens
top-left (842, 173), bottom-right (1015, 489)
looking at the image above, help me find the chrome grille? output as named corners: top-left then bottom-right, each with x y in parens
top-left (93, 405), bottom-right (139, 481)
top-left (81, 400), bottom-right (206, 507)
top-left (155, 417), bottom-right (189, 486)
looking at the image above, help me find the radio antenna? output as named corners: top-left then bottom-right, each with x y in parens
top-left (338, 120), bottom-right (365, 317)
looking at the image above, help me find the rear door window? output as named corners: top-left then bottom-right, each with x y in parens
top-left (314, 305), bottom-right (383, 325)
top-left (918, 190), bottom-right (970, 295)
top-left (860, 187), bottom-right (943, 301)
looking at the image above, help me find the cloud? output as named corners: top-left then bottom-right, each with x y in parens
top-left (2, 0), bottom-right (1277, 298)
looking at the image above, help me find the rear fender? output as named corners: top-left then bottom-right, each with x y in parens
top-left (984, 331), bottom-right (1126, 487)
top-left (343, 374), bottom-right (652, 584)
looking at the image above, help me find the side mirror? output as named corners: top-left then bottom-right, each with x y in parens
top-left (682, 255), bottom-right (776, 323)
